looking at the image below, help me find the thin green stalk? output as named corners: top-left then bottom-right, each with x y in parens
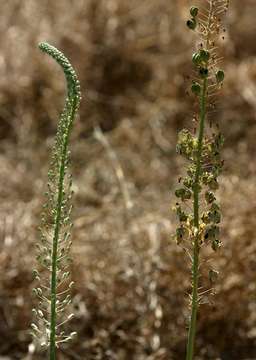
top-left (186, 78), bottom-right (208, 360)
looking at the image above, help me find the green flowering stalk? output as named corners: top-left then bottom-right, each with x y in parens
top-left (173, 2), bottom-right (229, 359)
top-left (31, 43), bottom-right (81, 360)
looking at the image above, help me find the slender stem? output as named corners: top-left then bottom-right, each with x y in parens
top-left (49, 103), bottom-right (77, 360)
top-left (185, 77), bottom-right (208, 360)
top-left (49, 141), bottom-right (68, 360)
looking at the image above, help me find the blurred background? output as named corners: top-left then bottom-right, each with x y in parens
top-left (0, 0), bottom-right (256, 359)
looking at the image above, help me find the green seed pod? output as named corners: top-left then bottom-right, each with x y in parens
top-left (204, 225), bottom-right (220, 241)
top-left (216, 70), bottom-right (225, 83)
top-left (175, 188), bottom-right (192, 201)
top-left (187, 18), bottom-right (197, 30)
top-left (175, 205), bottom-right (188, 222)
top-left (199, 67), bottom-right (209, 78)
top-left (203, 174), bottom-right (218, 189)
top-left (211, 203), bottom-right (220, 212)
top-left (175, 226), bottom-right (187, 244)
top-left (192, 52), bottom-right (201, 66)
top-left (190, 6), bottom-right (199, 17)
top-left (209, 204), bottom-right (221, 223)
top-left (213, 211), bottom-right (221, 224)
top-left (191, 82), bottom-right (201, 96)
top-left (199, 49), bottom-right (210, 62)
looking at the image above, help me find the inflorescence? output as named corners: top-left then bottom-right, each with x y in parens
top-left (31, 43), bottom-right (81, 352)
top-left (174, 2), bottom-right (229, 359)
top-left (174, 0), bottom-right (229, 270)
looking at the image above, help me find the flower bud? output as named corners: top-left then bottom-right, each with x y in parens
top-left (175, 188), bottom-right (192, 201)
top-left (204, 225), bottom-right (220, 241)
top-left (187, 18), bottom-right (197, 30)
top-left (216, 70), bottom-right (225, 83)
top-left (199, 49), bottom-right (210, 62)
top-left (191, 82), bottom-right (201, 96)
top-left (199, 67), bottom-right (209, 79)
top-left (175, 205), bottom-right (188, 222)
top-left (192, 52), bottom-right (201, 66)
top-left (190, 6), bottom-right (199, 17)
top-left (175, 226), bottom-right (188, 244)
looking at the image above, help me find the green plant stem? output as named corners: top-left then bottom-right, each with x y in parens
top-left (186, 77), bottom-right (208, 360)
top-left (49, 103), bottom-right (77, 360)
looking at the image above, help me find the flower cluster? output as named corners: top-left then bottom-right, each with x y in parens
top-left (174, 129), bottom-right (224, 251)
top-left (173, 1), bottom-right (228, 255)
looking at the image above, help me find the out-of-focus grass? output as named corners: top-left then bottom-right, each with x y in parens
top-left (0, 1), bottom-right (256, 359)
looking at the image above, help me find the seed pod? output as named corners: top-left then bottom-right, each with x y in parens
top-left (204, 174), bottom-right (218, 190)
top-left (209, 204), bottom-right (221, 224)
top-left (175, 188), bottom-right (192, 201)
top-left (192, 52), bottom-right (201, 66)
top-left (190, 6), bottom-right (199, 17)
top-left (191, 82), bottom-right (201, 96)
top-left (204, 225), bottom-right (220, 241)
top-left (216, 70), bottom-right (225, 83)
top-left (187, 18), bottom-right (197, 30)
top-left (199, 49), bottom-right (210, 62)
top-left (175, 205), bottom-right (188, 222)
top-left (175, 226), bottom-right (187, 244)
top-left (199, 67), bottom-right (209, 79)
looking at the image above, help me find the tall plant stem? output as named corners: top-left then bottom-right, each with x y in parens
top-left (49, 104), bottom-right (77, 360)
top-left (35, 42), bottom-right (81, 359)
top-left (185, 77), bottom-right (208, 360)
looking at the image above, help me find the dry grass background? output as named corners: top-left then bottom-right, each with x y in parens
top-left (0, 0), bottom-right (256, 359)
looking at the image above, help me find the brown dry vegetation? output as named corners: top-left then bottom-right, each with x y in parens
top-left (0, 0), bottom-right (256, 359)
